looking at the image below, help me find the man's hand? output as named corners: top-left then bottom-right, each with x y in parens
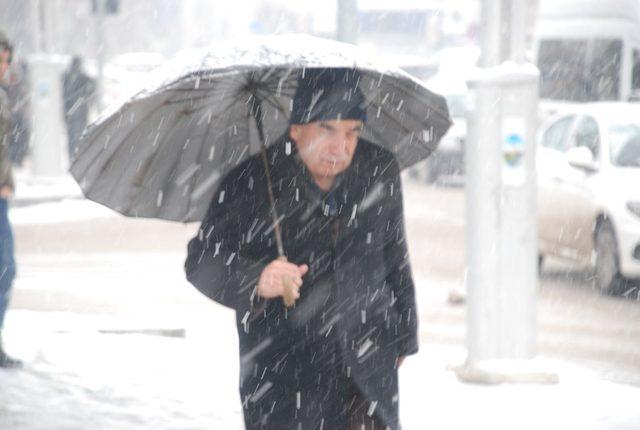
top-left (0, 186), bottom-right (12, 199)
top-left (257, 259), bottom-right (309, 300)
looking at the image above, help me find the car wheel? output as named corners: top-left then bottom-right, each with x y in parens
top-left (594, 222), bottom-right (623, 294)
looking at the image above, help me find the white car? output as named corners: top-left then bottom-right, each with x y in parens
top-left (537, 103), bottom-right (640, 293)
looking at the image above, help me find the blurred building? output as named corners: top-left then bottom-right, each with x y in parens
top-left (0, 0), bottom-right (479, 61)
top-left (0, 0), bottom-right (186, 60)
top-left (358, 0), bottom-right (478, 56)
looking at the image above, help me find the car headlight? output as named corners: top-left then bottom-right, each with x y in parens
top-left (627, 202), bottom-right (640, 219)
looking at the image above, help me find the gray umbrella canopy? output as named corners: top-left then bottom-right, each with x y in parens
top-left (71, 34), bottom-right (451, 223)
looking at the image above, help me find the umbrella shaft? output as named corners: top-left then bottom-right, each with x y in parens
top-left (252, 96), bottom-right (285, 257)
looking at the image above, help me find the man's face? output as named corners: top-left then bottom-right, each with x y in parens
top-left (0, 49), bottom-right (10, 82)
top-left (290, 119), bottom-right (363, 181)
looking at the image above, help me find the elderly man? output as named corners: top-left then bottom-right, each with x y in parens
top-left (185, 68), bottom-right (418, 430)
top-left (0, 35), bottom-right (21, 368)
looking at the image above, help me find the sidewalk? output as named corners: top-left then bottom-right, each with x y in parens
top-left (1, 309), bottom-right (639, 430)
top-left (12, 169), bottom-right (82, 207)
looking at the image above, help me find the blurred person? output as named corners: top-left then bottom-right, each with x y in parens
top-left (6, 60), bottom-right (30, 166)
top-left (0, 35), bottom-right (22, 368)
top-left (62, 56), bottom-right (95, 161)
top-left (185, 69), bottom-right (418, 430)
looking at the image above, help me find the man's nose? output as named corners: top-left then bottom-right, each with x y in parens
top-left (328, 135), bottom-right (348, 153)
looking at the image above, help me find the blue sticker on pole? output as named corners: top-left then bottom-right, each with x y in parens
top-left (502, 116), bottom-right (526, 186)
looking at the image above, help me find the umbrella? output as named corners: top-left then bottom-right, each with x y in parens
top-left (71, 34), bottom-right (451, 227)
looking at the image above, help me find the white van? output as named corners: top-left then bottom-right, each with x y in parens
top-left (534, 0), bottom-right (640, 102)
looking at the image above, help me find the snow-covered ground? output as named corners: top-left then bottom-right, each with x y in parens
top-left (10, 199), bottom-right (114, 225)
top-left (2, 309), bottom-right (640, 430)
top-left (12, 170), bottom-right (83, 207)
top-left (1, 310), bottom-right (243, 430)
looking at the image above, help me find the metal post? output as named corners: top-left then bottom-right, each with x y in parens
top-left (465, 74), bottom-right (502, 363)
top-left (480, 0), bottom-right (503, 67)
top-left (456, 0), bottom-right (556, 384)
top-left (510, 0), bottom-right (528, 64)
top-left (95, 0), bottom-right (106, 112)
top-left (30, 0), bottom-right (42, 53)
top-left (336, 0), bottom-right (358, 44)
top-left (29, 55), bottom-right (66, 176)
top-left (37, 0), bottom-right (48, 53)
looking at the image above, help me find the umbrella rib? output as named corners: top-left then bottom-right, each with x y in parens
top-left (181, 95), bottom-right (233, 221)
top-left (151, 68), bottom-right (248, 95)
top-left (164, 92), bottom-right (229, 106)
top-left (366, 72), bottom-right (451, 123)
top-left (169, 97), bottom-right (245, 124)
top-left (161, 72), bottom-right (251, 101)
top-left (369, 97), bottom-right (447, 146)
top-left (254, 88), bottom-right (290, 119)
top-left (74, 97), bottom-right (169, 190)
top-left (123, 112), bottom-right (186, 215)
top-left (130, 95), bottom-right (242, 219)
top-left (255, 75), bottom-right (298, 95)
top-left (72, 111), bottom-right (121, 168)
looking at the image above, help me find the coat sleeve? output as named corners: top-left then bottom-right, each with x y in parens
top-left (384, 159), bottom-right (419, 357)
top-left (184, 170), bottom-right (269, 319)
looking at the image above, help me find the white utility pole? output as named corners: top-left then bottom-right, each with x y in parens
top-left (28, 0), bottom-right (66, 176)
top-left (95, 0), bottom-right (106, 113)
top-left (336, 0), bottom-right (358, 44)
top-left (456, 0), bottom-right (556, 384)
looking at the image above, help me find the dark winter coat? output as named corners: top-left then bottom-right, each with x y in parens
top-left (62, 68), bottom-right (95, 124)
top-left (185, 136), bottom-right (419, 430)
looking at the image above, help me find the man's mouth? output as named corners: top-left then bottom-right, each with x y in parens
top-left (321, 156), bottom-right (349, 164)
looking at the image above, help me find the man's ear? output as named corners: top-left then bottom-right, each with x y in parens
top-left (289, 125), bottom-right (300, 141)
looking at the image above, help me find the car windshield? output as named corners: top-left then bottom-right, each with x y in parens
top-left (609, 123), bottom-right (640, 167)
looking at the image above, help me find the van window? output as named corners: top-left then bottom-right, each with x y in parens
top-left (539, 40), bottom-right (588, 101)
top-left (538, 39), bottom-right (622, 102)
top-left (591, 40), bottom-right (621, 100)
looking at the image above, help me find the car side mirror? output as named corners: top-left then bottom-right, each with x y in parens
top-left (566, 146), bottom-right (597, 172)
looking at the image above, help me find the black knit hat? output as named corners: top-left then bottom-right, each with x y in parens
top-left (290, 68), bottom-right (367, 125)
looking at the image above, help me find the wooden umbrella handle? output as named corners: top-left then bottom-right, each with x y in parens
top-left (278, 256), bottom-right (297, 308)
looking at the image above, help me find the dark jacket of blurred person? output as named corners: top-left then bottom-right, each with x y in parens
top-left (62, 56), bottom-right (95, 160)
top-left (6, 60), bottom-right (30, 166)
top-left (0, 34), bottom-right (22, 369)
